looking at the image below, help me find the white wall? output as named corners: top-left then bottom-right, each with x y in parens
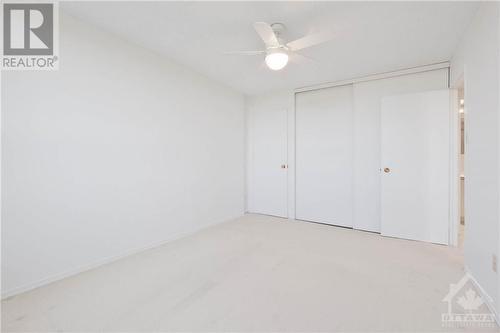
top-left (450, 2), bottom-right (499, 317)
top-left (497, 2), bottom-right (500, 317)
top-left (1, 12), bottom-right (245, 297)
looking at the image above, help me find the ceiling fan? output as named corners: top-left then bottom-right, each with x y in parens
top-left (225, 22), bottom-right (334, 71)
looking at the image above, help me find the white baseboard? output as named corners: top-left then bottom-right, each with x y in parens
top-left (1, 215), bottom-right (243, 300)
top-left (465, 267), bottom-right (500, 326)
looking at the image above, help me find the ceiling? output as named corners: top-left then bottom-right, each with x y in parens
top-left (61, 1), bottom-right (479, 96)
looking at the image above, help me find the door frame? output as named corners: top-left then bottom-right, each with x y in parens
top-left (449, 88), bottom-right (460, 246)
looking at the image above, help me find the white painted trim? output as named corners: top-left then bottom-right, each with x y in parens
top-left (465, 266), bottom-right (500, 326)
top-left (293, 92), bottom-right (297, 220)
top-left (286, 92), bottom-right (296, 220)
top-left (295, 62), bottom-right (450, 93)
top-left (244, 97), bottom-right (249, 214)
top-left (449, 89), bottom-right (460, 247)
top-left (285, 104), bottom-right (290, 218)
top-left (1, 216), bottom-right (242, 300)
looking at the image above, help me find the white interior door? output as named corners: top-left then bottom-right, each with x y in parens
top-left (380, 90), bottom-right (451, 244)
top-left (295, 85), bottom-right (353, 227)
top-left (247, 105), bottom-right (287, 217)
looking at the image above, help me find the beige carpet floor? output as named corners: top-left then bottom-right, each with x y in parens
top-left (2, 214), bottom-right (498, 332)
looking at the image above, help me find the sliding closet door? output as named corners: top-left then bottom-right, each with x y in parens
top-left (380, 90), bottom-right (451, 244)
top-left (295, 85), bottom-right (353, 227)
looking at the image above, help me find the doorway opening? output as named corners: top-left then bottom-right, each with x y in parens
top-left (457, 82), bottom-right (465, 248)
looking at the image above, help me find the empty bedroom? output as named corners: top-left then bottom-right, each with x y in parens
top-left (1, 1), bottom-right (500, 332)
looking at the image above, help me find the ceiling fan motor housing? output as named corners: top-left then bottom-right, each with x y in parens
top-left (271, 23), bottom-right (287, 46)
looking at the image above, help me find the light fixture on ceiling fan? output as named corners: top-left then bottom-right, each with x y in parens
top-left (265, 48), bottom-right (289, 71)
top-left (225, 22), bottom-right (334, 71)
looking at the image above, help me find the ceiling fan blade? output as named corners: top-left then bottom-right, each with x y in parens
top-left (223, 50), bottom-right (266, 56)
top-left (286, 31), bottom-right (334, 51)
top-left (290, 52), bottom-right (316, 64)
top-left (253, 22), bottom-right (279, 47)
top-left (290, 53), bottom-right (321, 71)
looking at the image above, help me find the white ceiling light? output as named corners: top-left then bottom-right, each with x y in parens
top-left (265, 49), bottom-right (289, 71)
top-left (224, 22), bottom-right (334, 72)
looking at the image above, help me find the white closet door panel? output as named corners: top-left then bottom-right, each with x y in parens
top-left (295, 85), bottom-right (353, 227)
top-left (247, 105), bottom-right (288, 217)
top-left (380, 90), bottom-right (450, 244)
top-left (352, 69), bottom-right (449, 233)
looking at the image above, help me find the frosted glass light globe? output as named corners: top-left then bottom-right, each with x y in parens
top-left (265, 50), bottom-right (289, 71)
